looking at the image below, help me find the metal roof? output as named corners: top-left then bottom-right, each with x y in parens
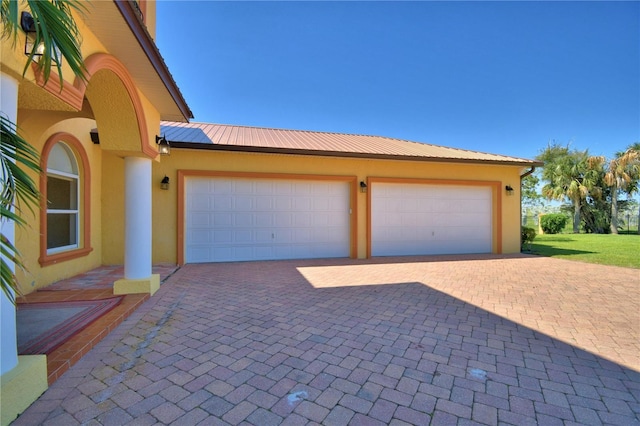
top-left (160, 121), bottom-right (542, 166)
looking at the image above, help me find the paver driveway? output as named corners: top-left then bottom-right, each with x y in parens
top-left (14, 254), bottom-right (640, 425)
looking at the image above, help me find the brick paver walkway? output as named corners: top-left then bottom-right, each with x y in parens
top-left (13, 255), bottom-right (640, 425)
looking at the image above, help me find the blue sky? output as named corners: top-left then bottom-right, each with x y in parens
top-left (156, 1), bottom-right (639, 162)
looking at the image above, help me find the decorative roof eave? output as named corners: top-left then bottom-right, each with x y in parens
top-left (170, 141), bottom-right (544, 167)
top-left (114, 1), bottom-right (193, 121)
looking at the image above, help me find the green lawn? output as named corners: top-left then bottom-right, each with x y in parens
top-left (526, 233), bottom-right (640, 269)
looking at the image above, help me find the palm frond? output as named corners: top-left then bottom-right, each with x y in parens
top-left (0, 117), bottom-right (41, 304)
top-left (0, 116), bottom-right (41, 212)
top-left (25, 0), bottom-right (88, 86)
top-left (0, 233), bottom-right (23, 303)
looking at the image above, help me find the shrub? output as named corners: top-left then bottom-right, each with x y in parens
top-left (540, 214), bottom-right (568, 234)
top-left (521, 226), bottom-right (536, 251)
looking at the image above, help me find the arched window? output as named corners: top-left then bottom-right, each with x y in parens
top-left (39, 134), bottom-right (92, 266)
top-left (46, 142), bottom-right (79, 253)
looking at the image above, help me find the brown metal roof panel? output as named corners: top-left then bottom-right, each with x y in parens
top-left (159, 121), bottom-right (540, 165)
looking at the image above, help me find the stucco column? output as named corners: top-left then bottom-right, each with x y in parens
top-left (0, 72), bottom-right (19, 375)
top-left (113, 156), bottom-right (159, 295)
top-left (1, 72), bottom-right (48, 426)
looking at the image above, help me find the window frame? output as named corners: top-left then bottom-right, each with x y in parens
top-left (39, 133), bottom-right (93, 266)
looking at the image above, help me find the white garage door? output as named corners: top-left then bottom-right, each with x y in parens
top-left (371, 183), bottom-right (492, 256)
top-left (185, 177), bottom-right (351, 263)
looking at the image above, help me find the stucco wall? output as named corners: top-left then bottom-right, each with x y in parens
top-left (14, 118), bottom-right (103, 293)
top-left (141, 149), bottom-right (523, 265)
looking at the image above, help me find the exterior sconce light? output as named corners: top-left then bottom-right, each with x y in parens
top-left (360, 181), bottom-right (368, 193)
top-left (160, 176), bottom-right (170, 190)
top-left (20, 11), bottom-right (60, 61)
top-left (505, 185), bottom-right (514, 196)
top-left (156, 135), bottom-right (170, 155)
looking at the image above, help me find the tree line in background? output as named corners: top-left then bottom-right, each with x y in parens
top-left (522, 142), bottom-right (640, 235)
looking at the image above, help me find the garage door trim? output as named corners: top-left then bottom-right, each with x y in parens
top-left (178, 170), bottom-right (358, 265)
top-left (366, 177), bottom-right (502, 258)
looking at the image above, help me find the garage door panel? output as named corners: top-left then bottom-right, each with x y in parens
top-left (212, 180), bottom-right (231, 193)
top-left (186, 177), bottom-right (350, 263)
top-left (190, 197), bottom-right (210, 210)
top-left (276, 229), bottom-right (293, 241)
top-left (293, 213), bottom-right (312, 227)
top-left (293, 198), bottom-right (312, 211)
top-left (255, 229), bottom-right (273, 243)
top-left (214, 196), bottom-right (232, 210)
top-left (190, 212), bottom-right (210, 227)
top-left (189, 179), bottom-right (210, 193)
top-left (213, 213), bottom-right (232, 227)
top-left (235, 180), bottom-right (254, 194)
top-left (372, 183), bottom-right (492, 256)
top-left (234, 213), bottom-right (252, 227)
top-left (234, 196), bottom-right (253, 210)
top-left (274, 198), bottom-right (290, 211)
top-left (212, 230), bottom-right (231, 243)
top-left (275, 183), bottom-right (293, 195)
top-left (189, 230), bottom-right (210, 244)
top-left (294, 228), bottom-right (312, 242)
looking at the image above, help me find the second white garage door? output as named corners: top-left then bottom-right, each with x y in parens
top-left (371, 183), bottom-right (492, 256)
top-left (185, 177), bottom-right (351, 263)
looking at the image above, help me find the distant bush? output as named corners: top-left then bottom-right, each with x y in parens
top-left (541, 214), bottom-right (568, 234)
top-left (521, 227), bottom-right (537, 251)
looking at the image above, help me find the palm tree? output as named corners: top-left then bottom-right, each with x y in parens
top-left (1, 0), bottom-right (86, 302)
top-left (537, 143), bottom-right (603, 233)
top-left (602, 145), bottom-right (640, 234)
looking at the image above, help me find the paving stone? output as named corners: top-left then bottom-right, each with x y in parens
top-left (149, 402), bottom-right (185, 424)
top-left (323, 405), bottom-right (355, 425)
top-left (294, 400), bottom-right (330, 423)
top-left (126, 394), bottom-right (165, 417)
top-left (177, 389), bottom-right (212, 411)
top-left (331, 377), bottom-right (360, 395)
top-left (472, 402), bottom-right (497, 425)
top-left (316, 387), bottom-right (345, 409)
top-left (340, 393), bottom-right (374, 414)
top-left (221, 400), bottom-right (257, 424)
top-left (225, 384), bottom-right (257, 405)
top-left (357, 382), bottom-right (383, 402)
top-left (246, 407), bottom-right (283, 426)
top-left (430, 410), bottom-right (459, 425)
top-left (205, 379), bottom-right (235, 397)
top-left (13, 258), bottom-right (640, 426)
top-left (381, 387), bottom-right (413, 407)
top-left (369, 398), bottom-right (398, 423)
top-left (394, 405), bottom-right (431, 425)
top-left (436, 398), bottom-right (472, 419)
top-left (201, 395), bottom-right (234, 417)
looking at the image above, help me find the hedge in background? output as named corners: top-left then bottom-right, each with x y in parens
top-left (541, 214), bottom-right (569, 234)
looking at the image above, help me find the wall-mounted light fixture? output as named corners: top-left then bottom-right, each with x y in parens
top-left (156, 135), bottom-right (170, 155)
top-left (360, 181), bottom-right (368, 193)
top-left (20, 11), bottom-right (60, 61)
top-left (505, 185), bottom-right (514, 196)
top-left (160, 176), bottom-right (170, 190)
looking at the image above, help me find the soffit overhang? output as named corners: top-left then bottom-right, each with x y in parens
top-left (83, 1), bottom-right (192, 122)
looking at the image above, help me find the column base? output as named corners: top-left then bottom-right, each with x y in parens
top-left (113, 274), bottom-right (160, 296)
top-left (0, 355), bottom-right (48, 426)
